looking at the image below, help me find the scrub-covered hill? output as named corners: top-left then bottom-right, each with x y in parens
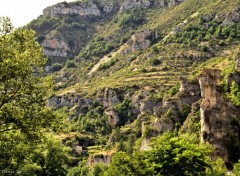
top-left (26, 0), bottom-right (240, 175)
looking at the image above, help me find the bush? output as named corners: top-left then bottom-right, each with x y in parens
top-left (51, 63), bottom-right (63, 72)
top-left (227, 81), bottom-right (240, 106)
top-left (66, 60), bottom-right (76, 68)
top-left (149, 58), bottom-right (161, 66)
top-left (98, 58), bottom-right (117, 70)
top-left (116, 9), bottom-right (145, 28)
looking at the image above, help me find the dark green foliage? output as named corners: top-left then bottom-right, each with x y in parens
top-left (167, 83), bottom-right (180, 96)
top-left (67, 160), bottom-right (89, 176)
top-left (51, 63), bottom-right (63, 71)
top-left (36, 35), bottom-right (46, 43)
top-left (234, 160), bottom-right (240, 176)
top-left (0, 18), bottom-right (68, 175)
top-left (106, 133), bottom-right (214, 176)
top-left (149, 57), bottom-right (161, 66)
top-left (146, 133), bottom-right (212, 176)
top-left (227, 81), bottom-right (240, 106)
top-left (70, 105), bottom-right (111, 145)
top-left (66, 60), bottom-right (76, 68)
top-left (78, 39), bottom-right (115, 59)
top-left (114, 99), bottom-right (135, 126)
top-left (178, 104), bottom-right (191, 120)
top-left (98, 58), bottom-right (117, 70)
top-left (165, 16), bottom-right (240, 49)
top-left (115, 9), bottom-right (145, 28)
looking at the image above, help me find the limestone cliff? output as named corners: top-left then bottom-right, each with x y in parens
top-left (42, 38), bottom-right (70, 57)
top-left (199, 68), bottom-right (240, 168)
top-left (121, 30), bottom-right (152, 54)
top-left (43, 1), bottom-right (102, 17)
top-left (119, 0), bottom-right (151, 12)
top-left (119, 0), bottom-right (185, 12)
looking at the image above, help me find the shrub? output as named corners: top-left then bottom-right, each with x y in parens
top-left (149, 58), bottom-right (161, 66)
top-left (51, 63), bottom-right (63, 72)
top-left (66, 60), bottom-right (76, 68)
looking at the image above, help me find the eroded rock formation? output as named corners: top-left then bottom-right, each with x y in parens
top-left (119, 0), bottom-right (151, 12)
top-left (43, 2), bottom-right (101, 17)
top-left (42, 38), bottom-right (70, 57)
top-left (199, 68), bottom-right (240, 167)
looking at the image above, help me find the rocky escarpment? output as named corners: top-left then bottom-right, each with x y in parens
top-left (199, 68), bottom-right (240, 168)
top-left (42, 38), bottom-right (70, 58)
top-left (121, 30), bottom-right (153, 54)
top-left (119, 0), bottom-right (151, 12)
top-left (43, 1), bottom-right (114, 17)
top-left (87, 154), bottom-right (112, 167)
top-left (119, 0), bottom-right (185, 12)
top-left (153, 78), bottom-right (201, 133)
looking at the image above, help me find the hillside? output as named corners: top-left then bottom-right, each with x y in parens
top-left (26, 0), bottom-right (240, 175)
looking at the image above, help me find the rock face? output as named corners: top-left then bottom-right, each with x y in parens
top-left (119, 0), bottom-right (151, 12)
top-left (87, 154), bottom-right (112, 167)
top-left (131, 30), bottom-right (151, 52)
top-left (43, 2), bottom-right (101, 17)
top-left (47, 94), bottom-right (81, 108)
top-left (42, 38), bottom-right (70, 57)
top-left (101, 88), bottom-right (121, 127)
top-left (121, 30), bottom-right (151, 54)
top-left (199, 69), bottom-right (240, 167)
top-left (235, 51), bottom-right (240, 71)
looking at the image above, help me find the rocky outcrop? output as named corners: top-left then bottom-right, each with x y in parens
top-left (156, 0), bottom-right (185, 7)
top-left (43, 0), bottom-right (119, 17)
top-left (152, 79), bottom-right (201, 135)
top-left (42, 38), bottom-right (70, 57)
top-left (221, 7), bottom-right (240, 26)
top-left (119, 0), bottom-right (151, 12)
top-left (119, 0), bottom-right (185, 12)
top-left (100, 88), bottom-right (121, 127)
top-left (121, 30), bottom-right (151, 54)
top-left (87, 154), bottom-right (112, 166)
top-left (131, 30), bottom-right (151, 52)
top-left (235, 50), bottom-right (240, 71)
top-left (43, 2), bottom-right (101, 17)
top-left (199, 69), bottom-right (240, 166)
top-left (48, 94), bottom-right (80, 108)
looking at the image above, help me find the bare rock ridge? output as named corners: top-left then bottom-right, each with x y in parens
top-left (119, 0), bottom-right (185, 12)
top-left (199, 68), bottom-right (240, 168)
top-left (43, 1), bottom-right (104, 17)
top-left (43, 0), bottom-right (187, 17)
top-left (119, 0), bottom-right (151, 12)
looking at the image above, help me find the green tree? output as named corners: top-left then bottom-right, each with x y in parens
top-left (227, 81), bottom-right (240, 106)
top-left (145, 133), bottom-right (213, 176)
top-left (0, 17), bottom-right (67, 174)
top-left (105, 133), bottom-right (214, 176)
top-left (234, 160), bottom-right (240, 176)
top-left (105, 152), bottom-right (146, 176)
top-left (206, 158), bottom-right (228, 176)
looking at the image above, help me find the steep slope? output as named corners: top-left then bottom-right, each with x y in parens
top-left (27, 0), bottom-right (240, 172)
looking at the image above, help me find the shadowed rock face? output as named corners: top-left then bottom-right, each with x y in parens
top-left (199, 68), bottom-right (240, 166)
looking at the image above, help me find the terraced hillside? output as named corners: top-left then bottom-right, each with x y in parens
top-left (25, 0), bottom-right (240, 175)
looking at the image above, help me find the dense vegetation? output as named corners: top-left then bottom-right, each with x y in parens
top-left (0, 17), bottom-right (69, 175)
top-left (1, 0), bottom-right (240, 175)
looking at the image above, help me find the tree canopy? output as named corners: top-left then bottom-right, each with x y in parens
top-left (0, 17), bottom-right (68, 175)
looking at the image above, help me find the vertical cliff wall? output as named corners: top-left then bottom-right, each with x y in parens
top-left (199, 68), bottom-right (240, 168)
